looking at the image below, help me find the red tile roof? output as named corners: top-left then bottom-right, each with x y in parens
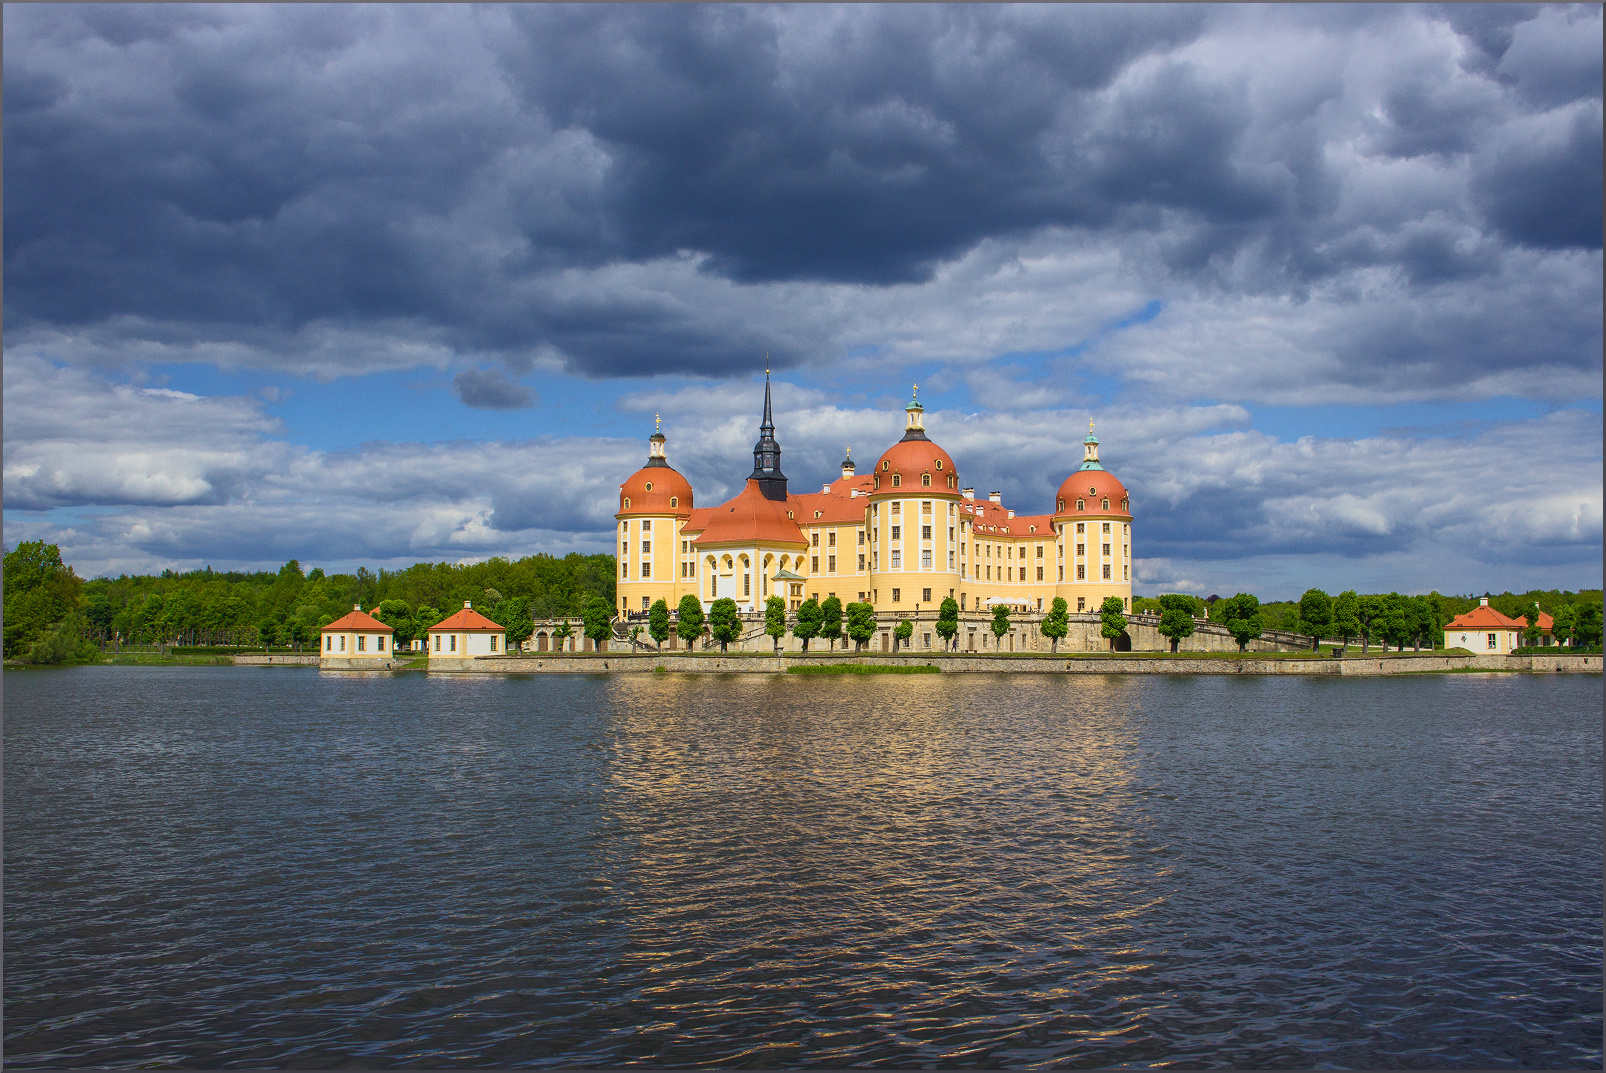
top-left (1445, 604), bottom-right (1523, 630)
top-left (690, 479), bottom-right (809, 547)
top-left (322, 608), bottom-right (392, 632)
top-left (1516, 611), bottom-right (1554, 631)
top-left (429, 606), bottom-right (506, 631)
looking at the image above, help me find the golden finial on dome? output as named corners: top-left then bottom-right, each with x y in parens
top-left (655, 413), bottom-right (661, 431)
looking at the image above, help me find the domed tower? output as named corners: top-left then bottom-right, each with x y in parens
top-left (616, 416), bottom-right (695, 616)
top-left (865, 386), bottom-right (964, 615)
top-left (1052, 421), bottom-right (1133, 615)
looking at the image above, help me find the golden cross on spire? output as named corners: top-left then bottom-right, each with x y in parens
top-left (912, 382), bottom-right (918, 400)
top-left (846, 446), bottom-right (851, 458)
top-left (655, 413), bottom-right (661, 431)
top-left (1089, 418), bottom-right (1095, 435)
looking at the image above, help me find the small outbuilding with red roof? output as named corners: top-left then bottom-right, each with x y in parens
top-left (320, 605), bottom-right (396, 666)
top-left (1443, 597), bottom-right (1523, 654)
top-left (427, 602), bottom-right (507, 659)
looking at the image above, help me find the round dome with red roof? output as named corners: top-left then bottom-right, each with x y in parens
top-left (617, 426), bottom-right (693, 517)
top-left (869, 391), bottom-right (961, 495)
top-left (1054, 428), bottom-right (1130, 517)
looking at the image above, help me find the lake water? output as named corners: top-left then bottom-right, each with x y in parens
top-left (4, 667), bottom-right (1600, 1068)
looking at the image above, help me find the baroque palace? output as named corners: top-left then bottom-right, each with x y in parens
top-left (615, 374), bottom-right (1133, 624)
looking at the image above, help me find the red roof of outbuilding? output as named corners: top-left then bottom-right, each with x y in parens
top-left (322, 609), bottom-right (392, 632)
top-left (691, 479), bottom-right (809, 547)
top-left (1445, 604), bottom-right (1523, 630)
top-left (429, 606), bottom-right (506, 631)
top-left (1516, 612), bottom-right (1554, 631)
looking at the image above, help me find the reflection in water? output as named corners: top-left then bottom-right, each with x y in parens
top-left (3, 667), bottom-right (1600, 1068)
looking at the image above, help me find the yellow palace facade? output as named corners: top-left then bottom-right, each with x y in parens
top-left (615, 376), bottom-right (1133, 619)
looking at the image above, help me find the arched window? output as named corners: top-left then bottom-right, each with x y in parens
top-left (670, 496), bottom-right (678, 508)
top-left (1077, 499), bottom-right (1085, 511)
top-left (623, 497), bottom-right (631, 508)
top-left (921, 473), bottom-right (931, 487)
top-left (892, 474), bottom-right (901, 487)
top-left (1057, 498), bottom-right (1064, 512)
top-left (948, 475), bottom-right (956, 488)
top-left (874, 476), bottom-right (881, 489)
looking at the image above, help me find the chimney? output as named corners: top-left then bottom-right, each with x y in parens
top-left (1479, 597), bottom-right (1489, 607)
top-left (989, 491), bottom-right (1002, 504)
top-left (465, 601), bottom-right (472, 609)
top-left (962, 488), bottom-right (975, 500)
top-left (353, 603), bottom-right (360, 611)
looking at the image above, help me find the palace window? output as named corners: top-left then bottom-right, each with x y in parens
top-left (490, 636), bottom-right (498, 652)
top-left (882, 460), bottom-right (890, 470)
top-left (892, 474), bottom-right (901, 487)
top-left (641, 563), bottom-right (651, 577)
top-left (670, 497), bottom-right (678, 508)
top-left (948, 550), bottom-right (955, 569)
top-left (744, 573), bottom-right (751, 596)
top-left (891, 551), bottom-right (902, 569)
top-left (874, 477), bottom-right (880, 489)
top-left (1058, 498), bottom-right (1065, 512)
top-left (1036, 545), bottom-right (1044, 557)
top-left (623, 498), bottom-right (631, 509)
top-left (435, 635), bottom-right (441, 652)
top-left (859, 554), bottom-right (866, 570)
top-left (1102, 564), bottom-right (1111, 579)
top-left (621, 563), bottom-right (628, 579)
top-left (921, 550), bottom-right (932, 569)
top-left (812, 532), bottom-right (819, 547)
top-left (935, 459), bottom-right (943, 470)
top-left (922, 473), bottom-right (931, 486)
top-left (948, 475), bottom-right (956, 488)
top-left (813, 556), bottom-right (820, 573)
top-left (642, 520), bottom-right (651, 530)
top-left (1103, 522), bottom-right (1111, 533)
top-left (450, 635), bottom-right (457, 652)
top-left (891, 501), bottom-right (901, 514)
top-left (1102, 498), bottom-right (1109, 510)
top-left (1076, 522), bottom-right (1085, 534)
top-left (643, 596), bottom-right (651, 610)
top-left (873, 552), bottom-right (879, 569)
top-left (828, 555), bottom-right (836, 572)
top-left (1103, 543), bottom-right (1111, 556)
top-left (892, 588), bottom-right (901, 603)
top-left (326, 635), bottom-right (333, 651)
top-left (948, 527), bottom-right (955, 541)
top-left (891, 525), bottom-right (901, 540)
top-left (1077, 597), bottom-right (1085, 612)
top-left (1037, 567), bottom-right (1044, 581)
top-left (1077, 565), bottom-right (1085, 580)
top-left (986, 565), bottom-right (991, 579)
top-left (922, 588), bottom-right (932, 602)
top-left (1058, 566), bottom-right (1064, 581)
top-left (858, 530), bottom-right (865, 545)
top-left (922, 525), bottom-right (932, 540)
top-left (1124, 565), bottom-right (1129, 580)
top-left (828, 531), bottom-right (837, 547)
top-left (641, 541), bottom-right (650, 553)
top-left (922, 501), bottom-right (932, 514)
top-left (1077, 499), bottom-right (1084, 510)
top-left (357, 635), bottom-right (365, 652)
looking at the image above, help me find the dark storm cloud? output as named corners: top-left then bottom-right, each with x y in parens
top-left (453, 367), bottom-right (535, 410)
top-left (2, 3), bottom-right (1600, 384)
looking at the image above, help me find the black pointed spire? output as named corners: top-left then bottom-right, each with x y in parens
top-left (749, 367), bottom-right (788, 500)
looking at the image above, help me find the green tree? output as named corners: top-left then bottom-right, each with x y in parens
top-left (24, 611), bottom-right (99, 665)
top-left (675, 594), bottom-right (705, 650)
top-left (1332, 590), bottom-right (1361, 647)
top-left (1099, 596), bottom-right (1127, 653)
top-left (3, 540), bottom-right (85, 658)
top-left (1377, 593), bottom-right (1412, 651)
top-left (1573, 602), bottom-right (1603, 647)
top-left (1357, 594), bottom-right (1382, 654)
top-left (935, 596), bottom-right (960, 651)
top-left (894, 619), bottom-right (913, 651)
top-left (990, 603), bottom-right (1011, 649)
top-left (708, 597), bottom-right (742, 652)
top-left (1219, 593), bottom-right (1264, 652)
top-left (819, 595), bottom-right (843, 652)
top-left (1298, 588), bottom-right (1333, 650)
top-left (648, 598), bottom-right (672, 650)
top-left (1156, 593), bottom-right (1197, 653)
top-left (845, 601), bottom-right (877, 653)
top-left (1517, 601), bottom-right (1544, 647)
top-left (764, 596), bottom-right (788, 654)
top-left (794, 597), bottom-right (822, 653)
top-left (582, 595), bottom-right (614, 652)
top-left (374, 599), bottom-right (417, 647)
top-left (488, 596), bottom-right (535, 649)
top-left (553, 618), bottom-right (574, 651)
top-left (1551, 603), bottom-right (1577, 647)
top-left (1041, 596), bottom-right (1069, 653)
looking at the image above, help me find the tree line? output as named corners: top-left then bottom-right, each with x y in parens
top-left (2, 542), bottom-right (615, 660)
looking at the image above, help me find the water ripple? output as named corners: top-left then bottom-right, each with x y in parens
top-left (4, 667), bottom-right (1600, 1067)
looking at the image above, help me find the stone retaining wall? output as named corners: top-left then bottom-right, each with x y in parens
top-left (408, 652), bottom-right (1599, 676)
top-left (234, 654), bottom-right (320, 666)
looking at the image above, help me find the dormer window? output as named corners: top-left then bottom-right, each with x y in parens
top-left (892, 474), bottom-right (901, 487)
top-left (670, 496), bottom-right (678, 508)
top-left (882, 460), bottom-right (890, 470)
top-left (874, 476), bottom-right (881, 489)
top-left (947, 475), bottom-right (956, 488)
top-left (921, 473), bottom-right (931, 486)
top-left (623, 497), bottom-right (631, 508)
top-left (1058, 498), bottom-right (1064, 512)
top-left (815, 510), bottom-right (822, 518)
top-left (1102, 497), bottom-right (1109, 510)
top-left (787, 510), bottom-right (794, 518)
top-left (1077, 499), bottom-right (1085, 511)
